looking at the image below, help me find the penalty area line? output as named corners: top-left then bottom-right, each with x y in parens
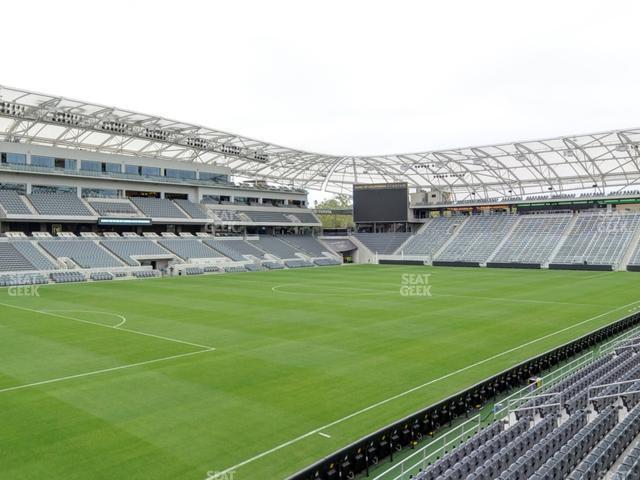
top-left (0, 301), bottom-right (215, 351)
top-left (0, 348), bottom-right (214, 395)
top-left (41, 309), bottom-right (128, 328)
top-left (216, 298), bottom-right (640, 475)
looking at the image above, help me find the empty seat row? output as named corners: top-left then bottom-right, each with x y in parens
top-left (132, 270), bottom-right (160, 278)
top-left (279, 235), bottom-right (332, 257)
top-left (40, 240), bottom-right (124, 268)
top-left (50, 271), bottom-right (87, 283)
top-left (158, 239), bottom-right (223, 261)
top-left (284, 259), bottom-right (315, 268)
top-left (355, 232), bottom-right (412, 255)
top-left (436, 215), bottom-right (519, 263)
top-left (90, 272), bottom-right (114, 281)
top-left (400, 217), bottom-right (468, 256)
top-left (0, 273), bottom-right (48, 286)
top-left (568, 405), bottom-right (640, 479)
top-left (531, 407), bottom-right (618, 479)
top-left (263, 261), bottom-right (285, 270)
top-left (314, 257), bottom-right (342, 266)
top-left (554, 213), bottom-right (640, 267)
top-left (224, 265), bottom-right (247, 273)
top-left (184, 267), bottom-right (204, 275)
top-left (496, 412), bottom-right (588, 480)
top-left (252, 236), bottom-right (303, 259)
top-left (615, 440), bottom-right (640, 478)
top-left (492, 214), bottom-right (572, 264)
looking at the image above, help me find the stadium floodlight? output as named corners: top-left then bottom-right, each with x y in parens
top-left (185, 137), bottom-right (209, 149)
top-left (142, 128), bottom-right (171, 141)
top-left (4, 85), bottom-right (640, 197)
top-left (100, 120), bottom-right (129, 134)
top-left (50, 111), bottom-right (81, 126)
top-left (0, 101), bottom-right (26, 117)
top-left (219, 144), bottom-right (242, 156)
top-left (251, 151), bottom-right (269, 163)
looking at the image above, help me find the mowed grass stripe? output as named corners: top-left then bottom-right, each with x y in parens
top-left (0, 265), bottom-right (638, 479)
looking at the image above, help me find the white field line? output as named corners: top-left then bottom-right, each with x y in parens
top-left (271, 283), bottom-right (610, 307)
top-left (217, 299), bottom-right (640, 475)
top-left (0, 348), bottom-right (213, 395)
top-left (432, 292), bottom-right (606, 307)
top-left (317, 432), bottom-right (331, 439)
top-left (271, 284), bottom-right (394, 297)
top-left (42, 309), bottom-right (127, 328)
top-left (0, 301), bottom-right (215, 351)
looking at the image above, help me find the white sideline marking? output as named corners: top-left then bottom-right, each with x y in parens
top-left (0, 348), bottom-right (213, 395)
top-left (216, 299), bottom-right (640, 475)
top-left (271, 283), bottom-right (608, 307)
top-left (432, 293), bottom-right (605, 307)
top-left (272, 284), bottom-right (392, 297)
top-left (317, 432), bottom-right (331, 439)
top-left (42, 309), bottom-right (127, 328)
top-left (0, 301), bottom-right (215, 351)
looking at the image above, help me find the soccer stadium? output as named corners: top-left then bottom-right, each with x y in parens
top-left (3, 83), bottom-right (640, 480)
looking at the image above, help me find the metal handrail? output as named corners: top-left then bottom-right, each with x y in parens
top-left (372, 414), bottom-right (482, 480)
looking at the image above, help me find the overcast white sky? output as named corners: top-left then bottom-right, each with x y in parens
top-left (4, 0), bottom-right (640, 203)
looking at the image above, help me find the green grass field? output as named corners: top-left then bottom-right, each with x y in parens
top-left (1, 265), bottom-right (640, 479)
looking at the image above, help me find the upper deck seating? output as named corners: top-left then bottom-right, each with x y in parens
top-left (129, 197), bottom-right (188, 219)
top-left (158, 239), bottom-right (224, 260)
top-left (88, 200), bottom-right (139, 216)
top-left (173, 199), bottom-right (210, 219)
top-left (28, 193), bottom-right (93, 216)
top-left (0, 191), bottom-right (32, 215)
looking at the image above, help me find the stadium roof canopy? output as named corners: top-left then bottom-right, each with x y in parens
top-left (1, 85), bottom-right (640, 200)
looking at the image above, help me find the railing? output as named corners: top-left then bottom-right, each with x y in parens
top-left (291, 312), bottom-right (640, 480)
top-left (493, 351), bottom-right (594, 418)
top-left (385, 325), bottom-right (640, 479)
top-left (373, 350), bottom-right (594, 480)
top-left (600, 324), bottom-right (640, 354)
top-left (507, 392), bottom-right (563, 417)
top-left (588, 378), bottom-right (640, 403)
top-left (372, 414), bottom-right (482, 480)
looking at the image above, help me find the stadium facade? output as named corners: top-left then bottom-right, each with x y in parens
top-left (2, 85), bottom-right (640, 276)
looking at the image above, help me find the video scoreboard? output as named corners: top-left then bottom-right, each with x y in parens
top-left (353, 182), bottom-right (409, 223)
